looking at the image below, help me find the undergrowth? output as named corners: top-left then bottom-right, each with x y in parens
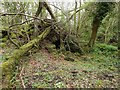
top-left (1, 43), bottom-right (119, 88)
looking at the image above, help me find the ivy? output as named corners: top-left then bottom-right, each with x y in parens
top-left (94, 2), bottom-right (115, 21)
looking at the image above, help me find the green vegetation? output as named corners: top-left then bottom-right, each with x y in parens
top-left (0, 1), bottom-right (119, 88)
top-left (7, 45), bottom-right (118, 88)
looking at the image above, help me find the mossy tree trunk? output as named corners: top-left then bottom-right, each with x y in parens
top-left (88, 2), bottom-right (114, 47)
top-left (2, 27), bottom-right (51, 86)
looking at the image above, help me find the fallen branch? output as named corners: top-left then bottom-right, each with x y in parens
top-left (19, 67), bottom-right (26, 88)
top-left (2, 26), bottom-right (51, 86)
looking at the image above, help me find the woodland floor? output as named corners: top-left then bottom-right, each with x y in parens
top-left (0, 43), bottom-right (119, 88)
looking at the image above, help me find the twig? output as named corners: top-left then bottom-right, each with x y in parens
top-left (65, 3), bottom-right (90, 23)
top-left (19, 67), bottom-right (26, 88)
top-left (8, 10), bottom-right (25, 25)
top-left (48, 3), bottom-right (67, 16)
top-left (7, 29), bottom-right (20, 48)
top-left (9, 19), bottom-right (34, 28)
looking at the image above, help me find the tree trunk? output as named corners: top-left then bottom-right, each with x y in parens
top-left (2, 27), bottom-right (51, 86)
top-left (35, 2), bottom-right (43, 17)
top-left (43, 2), bottom-right (56, 20)
top-left (88, 2), bottom-right (114, 47)
top-left (76, 0), bottom-right (81, 37)
top-left (88, 18), bottom-right (100, 47)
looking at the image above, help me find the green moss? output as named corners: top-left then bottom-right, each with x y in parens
top-left (1, 38), bottom-right (7, 42)
top-left (0, 43), bottom-right (6, 48)
top-left (2, 60), bottom-right (15, 85)
top-left (11, 33), bottom-right (16, 38)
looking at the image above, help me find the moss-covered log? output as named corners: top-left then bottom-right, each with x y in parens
top-left (1, 27), bottom-right (51, 86)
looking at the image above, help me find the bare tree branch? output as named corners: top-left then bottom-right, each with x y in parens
top-left (7, 29), bottom-right (20, 48)
top-left (48, 3), bottom-right (67, 16)
top-left (9, 19), bottom-right (34, 28)
top-left (0, 13), bottom-right (42, 20)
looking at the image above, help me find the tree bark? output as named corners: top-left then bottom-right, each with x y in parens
top-left (88, 18), bottom-right (100, 47)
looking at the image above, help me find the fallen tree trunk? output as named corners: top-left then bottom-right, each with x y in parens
top-left (1, 27), bottom-right (51, 86)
